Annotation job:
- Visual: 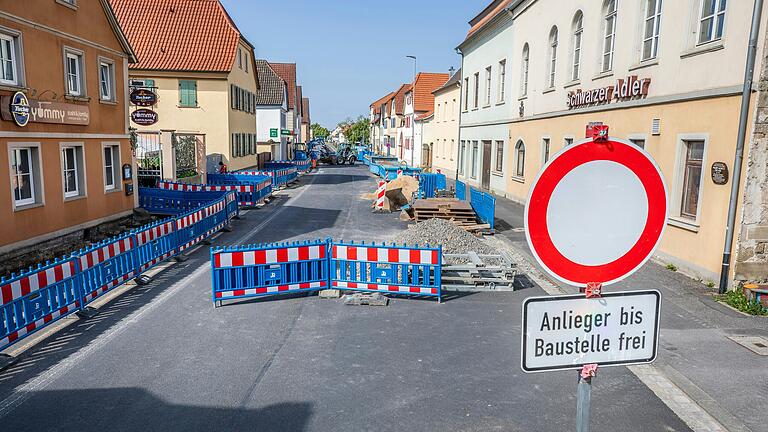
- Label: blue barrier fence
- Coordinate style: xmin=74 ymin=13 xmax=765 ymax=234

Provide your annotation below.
xmin=158 ymin=180 xmax=271 ymax=208
xmin=469 ymin=187 xmax=496 ymax=230
xmin=1 ymin=190 xmax=237 ymax=352
xmin=418 ymin=173 xmax=447 ymax=198
xmin=267 ymin=160 xmax=312 ymax=173
xmin=139 ymin=187 xmax=229 ymax=215
xmin=210 ymin=239 xmax=443 ymax=305
xmin=211 ymin=239 xmax=329 ymax=304
xmin=456 ymin=179 xmax=467 ymax=201
xmin=235 ymin=168 xmax=297 ymax=188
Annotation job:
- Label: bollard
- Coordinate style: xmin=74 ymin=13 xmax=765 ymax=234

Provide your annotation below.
xmin=375 ymin=181 xmax=386 ymax=210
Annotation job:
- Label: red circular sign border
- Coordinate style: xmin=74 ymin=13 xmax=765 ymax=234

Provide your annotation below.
xmin=524 ymin=138 xmax=668 ymax=287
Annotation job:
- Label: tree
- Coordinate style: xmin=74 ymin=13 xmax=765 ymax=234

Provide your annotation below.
xmin=341 ymin=116 xmax=370 ymax=144
xmin=311 ymin=123 xmax=330 ymax=139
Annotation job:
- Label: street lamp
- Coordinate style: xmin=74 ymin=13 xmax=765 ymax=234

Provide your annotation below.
xmin=406 ymin=55 xmax=417 ymax=166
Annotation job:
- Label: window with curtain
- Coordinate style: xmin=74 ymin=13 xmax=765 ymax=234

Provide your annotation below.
xmin=0 ymin=33 xmax=19 ymax=85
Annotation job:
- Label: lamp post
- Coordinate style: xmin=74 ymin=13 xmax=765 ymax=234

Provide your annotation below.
xmin=406 ymin=55 xmax=417 ymax=167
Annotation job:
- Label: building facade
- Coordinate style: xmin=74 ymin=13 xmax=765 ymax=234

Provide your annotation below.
xmin=254 ymin=60 xmax=288 ymax=158
xmin=301 ymin=97 xmax=311 ymax=142
xmin=430 ymin=69 xmax=462 ymax=176
xmin=0 ymin=0 xmax=137 ymax=254
xmin=460 ymin=0 xmax=768 ymax=284
xmin=270 ymin=63 xmax=298 ymax=159
xmin=112 ymin=0 xmax=260 ymax=173
xmin=403 ymin=72 xmax=450 ymax=168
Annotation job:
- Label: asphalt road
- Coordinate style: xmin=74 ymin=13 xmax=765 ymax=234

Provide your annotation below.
xmin=0 ymin=165 xmax=692 ymax=432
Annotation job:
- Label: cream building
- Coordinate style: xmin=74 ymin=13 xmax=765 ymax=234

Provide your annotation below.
xmin=460 ymin=0 xmax=768 ymax=284
xmin=113 ymin=0 xmax=260 ymax=174
xmin=429 ymin=69 xmax=462 ymax=176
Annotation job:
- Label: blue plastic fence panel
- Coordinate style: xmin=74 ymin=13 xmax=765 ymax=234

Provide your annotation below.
xmin=0 ymin=257 xmax=81 ymax=351
xmin=419 ymin=173 xmax=447 ymax=198
xmin=133 ymin=219 xmax=177 ymax=273
xmin=159 ymin=180 xmax=269 ymax=208
xmin=139 ymin=187 xmax=227 ymax=215
xmin=175 ymin=195 xmax=230 ymax=254
xmin=329 ymin=241 xmax=442 ymax=301
xmin=456 ymin=180 xmax=467 ymax=201
xmin=211 ymin=239 xmax=330 ymax=304
xmin=77 ymin=234 xmax=138 ymax=307
xmin=470 ymin=187 xmax=496 ymax=230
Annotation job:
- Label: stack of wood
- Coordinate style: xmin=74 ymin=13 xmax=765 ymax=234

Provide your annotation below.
xmin=412 ymin=198 xmax=490 ymax=232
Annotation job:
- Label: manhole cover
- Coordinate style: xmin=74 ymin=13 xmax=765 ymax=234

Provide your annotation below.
xmin=727 ymin=336 xmax=768 ymax=356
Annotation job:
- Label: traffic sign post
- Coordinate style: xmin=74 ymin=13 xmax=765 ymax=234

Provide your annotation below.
xmin=522 ymin=125 xmax=668 ymax=432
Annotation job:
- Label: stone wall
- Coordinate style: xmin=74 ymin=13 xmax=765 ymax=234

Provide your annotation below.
xmin=735 ymin=28 xmax=768 ymax=284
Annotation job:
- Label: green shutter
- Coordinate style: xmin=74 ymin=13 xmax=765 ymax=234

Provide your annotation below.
xmin=179 ymin=80 xmax=197 ymax=107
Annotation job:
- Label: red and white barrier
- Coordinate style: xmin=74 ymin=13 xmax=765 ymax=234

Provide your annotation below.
xmin=331 ymin=245 xmax=439 ymax=265
xmin=78 ymin=238 xmax=133 ymax=270
xmin=214 ymin=244 xmax=326 ymax=268
xmin=0 ymin=261 xmax=77 ymax=305
xmin=375 ymin=181 xmax=386 ymax=209
xmin=135 ymin=221 xmax=174 ymax=246
xmin=214 ymin=281 xmax=327 ymax=299
xmin=331 ymin=281 xmax=437 ymax=295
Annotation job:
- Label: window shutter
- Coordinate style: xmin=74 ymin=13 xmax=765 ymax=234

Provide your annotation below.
xmin=231 ymin=84 xmax=235 ymax=109
xmin=179 ymin=81 xmax=183 ymax=105
xmin=192 ymin=81 xmax=197 ymax=106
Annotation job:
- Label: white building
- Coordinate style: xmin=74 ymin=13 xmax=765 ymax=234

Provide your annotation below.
xmin=254 ymin=60 xmax=289 ymax=159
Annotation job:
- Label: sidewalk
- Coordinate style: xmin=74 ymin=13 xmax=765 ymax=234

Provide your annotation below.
xmin=491 ymin=193 xmax=768 ymax=432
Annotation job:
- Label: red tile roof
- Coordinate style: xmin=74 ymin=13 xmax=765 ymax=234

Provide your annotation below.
xmin=411 ymin=72 xmax=449 ymax=112
xmin=111 ymin=0 xmax=243 ymax=72
xmin=296 ymin=85 xmax=303 ymax=116
xmin=370 ymin=92 xmax=395 ymax=115
xmin=392 ymin=84 xmax=412 ymax=115
xmin=270 ymin=63 xmax=298 ymax=110
xmin=465 ymin=0 xmax=514 ymax=41
xmin=416 ymin=110 xmax=434 ymax=121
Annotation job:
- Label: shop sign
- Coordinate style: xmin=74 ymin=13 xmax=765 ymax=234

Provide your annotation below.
xmin=270 ymin=128 xmax=279 ymax=138
xmin=131 ymin=108 xmax=159 ymax=126
xmin=281 ymin=129 xmax=293 ymax=136
xmin=567 ymin=76 xmax=651 ymax=110
xmin=1 ymin=95 xmax=89 ymax=126
xmin=711 ymin=162 xmax=729 ymax=185
xmin=130 ymin=88 xmax=157 ymax=106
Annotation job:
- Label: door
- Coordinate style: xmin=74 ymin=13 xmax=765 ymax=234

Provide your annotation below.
xmin=481 ymin=140 xmax=492 ymax=190
xmin=135 ymin=131 xmax=163 ymax=187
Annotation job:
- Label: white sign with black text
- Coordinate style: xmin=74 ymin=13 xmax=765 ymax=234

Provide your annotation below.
xmin=521 ymin=290 xmax=661 ymax=373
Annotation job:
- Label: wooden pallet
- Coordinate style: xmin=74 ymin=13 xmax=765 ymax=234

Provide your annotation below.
xmin=412 ymin=198 xmax=478 ymax=224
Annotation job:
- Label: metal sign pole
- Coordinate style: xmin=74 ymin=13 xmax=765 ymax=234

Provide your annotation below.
xmin=576 ymin=372 xmax=592 ymax=432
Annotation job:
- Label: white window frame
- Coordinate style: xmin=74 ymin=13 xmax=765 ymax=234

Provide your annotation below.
xmin=602 ymin=0 xmax=618 ymax=73
xmin=627 ymin=133 xmax=648 ymax=149
xmin=521 ymin=44 xmax=530 ymax=97
xmin=473 ymin=72 xmax=480 ymax=109
xmin=572 ymin=12 xmax=583 ymax=81
xmin=697 ymin=0 xmax=726 ymax=45
xmin=494 ymin=140 xmax=505 ymax=173
xmin=514 ymin=140 xmax=526 ymax=179
xmin=9 ymin=144 xmax=40 ymax=208
xmin=484 ymin=66 xmax=492 ymax=106
xmin=470 ymin=141 xmax=479 ymax=179
xmin=63 ymin=47 xmax=85 ymax=97
xmin=642 ymin=0 xmax=663 ymax=61
xmin=0 ymin=30 xmax=21 ymax=86
xmin=60 ymin=143 xmax=85 ymax=199
xmin=541 ymin=137 xmax=551 ymax=164
xmin=463 ymin=78 xmax=470 ymax=111
xmin=547 ymin=27 xmax=559 ymax=89
xmin=564 ymin=136 xmax=574 ymax=147
xmin=98 ymin=57 xmax=116 ymax=102
xmin=670 ymin=134 xmax=708 ymax=230
xmin=498 ymin=59 xmax=506 ymax=103
xmin=102 ymin=142 xmax=121 ymax=192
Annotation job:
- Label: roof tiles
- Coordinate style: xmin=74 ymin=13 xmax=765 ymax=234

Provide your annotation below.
xmin=270 ymin=63 xmax=298 ymax=110
xmin=411 ymin=72 xmax=449 ymax=112
xmin=254 ymin=60 xmax=285 ymax=106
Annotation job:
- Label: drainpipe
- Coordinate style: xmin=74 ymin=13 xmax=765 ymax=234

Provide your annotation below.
xmin=456 ymin=47 xmax=465 ymax=182
xmin=719 ymin=0 xmax=764 ymax=294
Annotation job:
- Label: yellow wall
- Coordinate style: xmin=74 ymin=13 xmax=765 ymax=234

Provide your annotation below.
xmin=429 ymin=85 xmax=461 ymax=175
xmin=505 ymin=95 xmax=751 ymax=281
xmin=227 ymin=41 xmax=259 ymax=170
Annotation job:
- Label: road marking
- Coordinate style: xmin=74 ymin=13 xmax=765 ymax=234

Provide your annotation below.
xmin=0 ymin=175 xmax=317 ymax=419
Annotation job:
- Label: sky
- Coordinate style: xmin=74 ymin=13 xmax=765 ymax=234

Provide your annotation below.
xmin=221 ymin=0 xmax=485 ymax=128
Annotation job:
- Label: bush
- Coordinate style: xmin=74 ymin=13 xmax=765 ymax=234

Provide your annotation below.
xmin=716 ymin=290 xmax=768 ymax=316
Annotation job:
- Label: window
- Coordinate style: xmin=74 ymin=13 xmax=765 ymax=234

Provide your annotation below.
xmin=244 ymin=52 xmax=249 ymax=73
xmin=61 ymin=145 xmax=84 ymax=198
xmin=521 ymin=44 xmax=530 ymax=96
xmin=542 ymin=138 xmax=551 ymax=163
xmin=103 ymin=144 xmax=120 ymax=191
xmin=484 ymin=66 xmax=492 ymax=106
xmin=458 ymin=141 xmax=466 ymax=174
xmin=0 ymin=32 xmax=20 ymax=86
xmin=179 ymin=80 xmax=197 ymax=107
xmin=64 ymin=50 xmax=84 ymax=96
xmin=547 ymin=27 xmax=559 ymax=88
xmin=498 ymin=60 xmax=506 ymax=102
xmin=572 ymin=12 xmax=583 ymax=80
xmin=452 ymin=99 xmax=457 ymax=119
xmin=698 ymin=0 xmax=726 ymax=44
xmin=642 ymin=0 xmax=663 ymax=60
xmin=680 ymin=140 xmax=704 ymax=219
xmin=463 ymin=78 xmax=469 ymax=111
xmin=471 ymin=141 xmax=479 ymax=178
xmin=237 ymin=48 xmax=242 ymax=69
xmin=602 ymin=0 xmax=618 ymax=72
xmin=473 ymin=72 xmax=480 ymax=108
xmin=99 ymin=59 xmax=115 ymax=101
xmin=495 ymin=141 xmax=504 ymax=172
xmin=514 ymin=140 xmax=526 ymax=177
xmin=565 ymin=137 xmax=574 ymax=146
xmin=11 ymin=147 xmax=36 ymax=206
xmin=630 ymin=138 xmax=646 ymax=148
xmin=450 ymin=140 xmax=454 ymax=160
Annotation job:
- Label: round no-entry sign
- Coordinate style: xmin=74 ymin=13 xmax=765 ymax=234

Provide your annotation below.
xmin=524 ymin=137 xmax=668 ymax=287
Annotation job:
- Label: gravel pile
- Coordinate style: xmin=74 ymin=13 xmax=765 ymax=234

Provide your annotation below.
xmin=390 ymin=218 xmax=497 ymax=263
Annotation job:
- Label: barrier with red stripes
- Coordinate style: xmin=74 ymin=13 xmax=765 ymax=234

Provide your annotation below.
xmin=211 ymin=239 xmax=330 ymax=305
xmin=133 ymin=220 xmax=177 ymax=273
xmin=330 ymin=241 xmax=442 ymax=301
xmin=0 ymin=257 xmax=81 ymax=351
xmin=235 ymin=167 xmax=297 ymax=188
xmin=77 ymin=234 xmax=137 ymax=307
xmin=158 ymin=180 xmax=270 ymax=208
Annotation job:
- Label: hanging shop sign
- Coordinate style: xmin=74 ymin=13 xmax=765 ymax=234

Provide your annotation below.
xmin=270 ymin=128 xmax=279 ymax=138
xmin=1 ymin=95 xmax=90 ymax=126
xmin=711 ymin=162 xmax=729 ymax=185
xmin=130 ymin=88 xmax=157 ymax=106
xmin=131 ymin=108 xmax=159 ymax=126
xmin=567 ymin=76 xmax=651 ymax=110
xmin=281 ymin=129 xmax=293 ymax=136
